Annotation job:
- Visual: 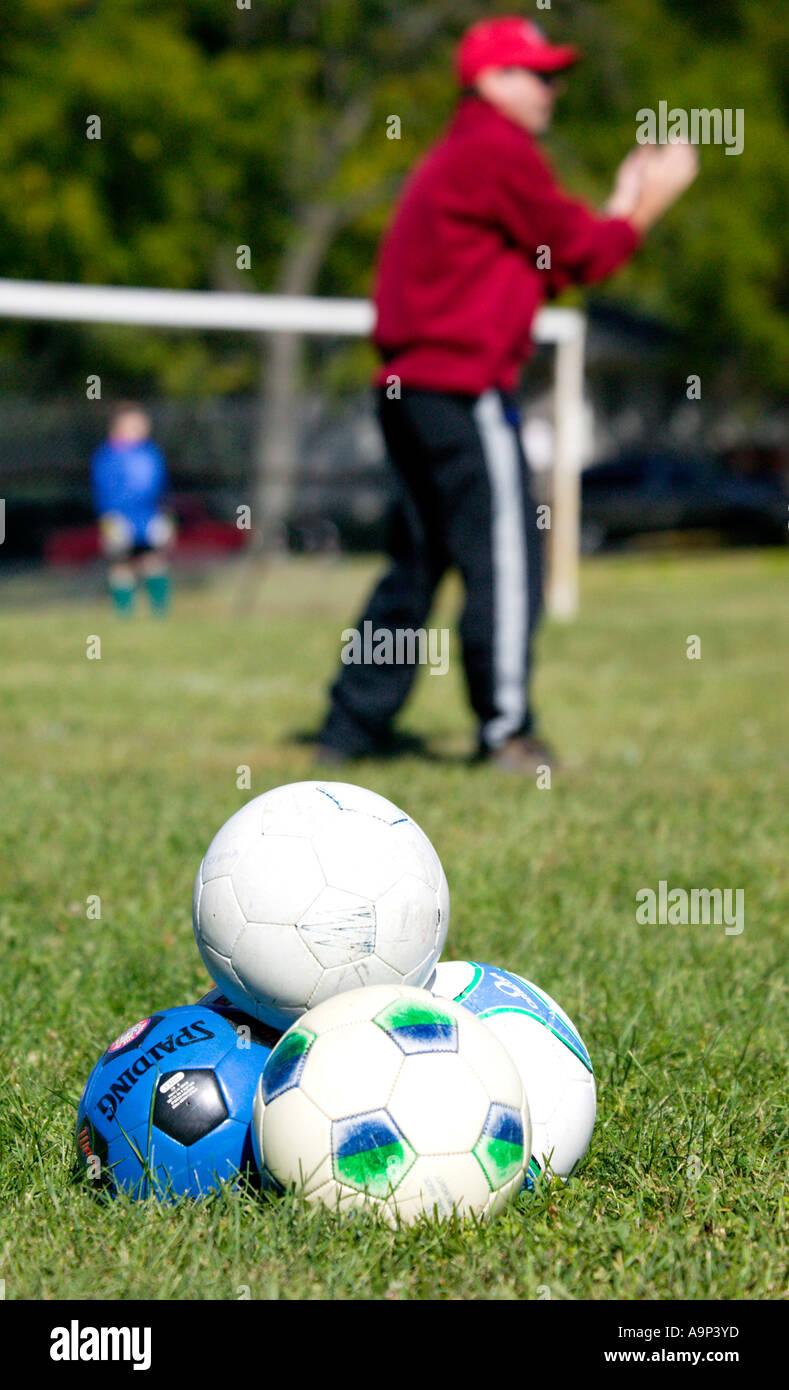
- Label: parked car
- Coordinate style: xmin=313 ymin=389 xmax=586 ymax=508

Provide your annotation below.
xmin=580 ymin=451 xmax=789 ymax=553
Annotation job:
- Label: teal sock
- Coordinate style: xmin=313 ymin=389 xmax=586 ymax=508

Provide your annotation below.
xmin=144 ymin=572 xmax=171 ymax=614
xmin=110 ymin=580 xmax=136 ymax=615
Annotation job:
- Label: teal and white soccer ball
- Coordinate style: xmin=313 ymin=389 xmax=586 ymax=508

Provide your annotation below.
xmin=193 ymin=783 xmax=449 ymax=1030
xmin=252 ymin=984 xmax=531 ymax=1224
xmin=431 ymin=962 xmax=596 ymax=1185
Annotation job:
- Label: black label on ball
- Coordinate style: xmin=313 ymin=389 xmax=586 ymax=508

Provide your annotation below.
xmin=152 ymin=1068 xmax=229 ymax=1146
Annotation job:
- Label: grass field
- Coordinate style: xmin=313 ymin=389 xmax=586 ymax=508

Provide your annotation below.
xmin=1 ymin=548 xmax=787 ymax=1301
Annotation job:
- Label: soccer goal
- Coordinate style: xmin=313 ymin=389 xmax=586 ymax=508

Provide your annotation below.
xmin=0 ymin=277 xmax=586 ymax=617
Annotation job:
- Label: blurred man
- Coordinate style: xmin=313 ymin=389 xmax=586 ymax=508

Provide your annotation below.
xmin=91 ymin=403 xmax=174 ymax=615
xmin=319 ymin=16 xmax=698 ymax=771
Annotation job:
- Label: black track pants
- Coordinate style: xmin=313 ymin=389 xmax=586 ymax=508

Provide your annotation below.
xmin=320 ymin=386 xmax=544 ymax=754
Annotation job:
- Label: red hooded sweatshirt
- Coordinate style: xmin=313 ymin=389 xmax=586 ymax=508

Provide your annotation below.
xmin=373 ymin=96 xmax=640 ymax=395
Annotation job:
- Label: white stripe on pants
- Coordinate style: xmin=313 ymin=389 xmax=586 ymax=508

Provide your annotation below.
xmin=473 ymin=390 xmax=529 ymax=748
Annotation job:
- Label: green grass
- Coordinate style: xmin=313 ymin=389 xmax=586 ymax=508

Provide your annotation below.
xmin=0 ymin=549 xmax=787 ymax=1300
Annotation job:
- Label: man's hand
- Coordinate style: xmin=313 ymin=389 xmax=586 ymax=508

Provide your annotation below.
xmin=605 ymin=142 xmax=699 ymax=232
xmin=604 ymin=145 xmax=655 ymax=219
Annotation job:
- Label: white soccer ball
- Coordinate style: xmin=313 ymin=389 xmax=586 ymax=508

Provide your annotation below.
xmin=431 ymin=961 xmax=596 ymax=1184
xmin=252 ymin=984 xmax=531 ymax=1224
xmin=192 ymin=782 xmax=449 ymax=1030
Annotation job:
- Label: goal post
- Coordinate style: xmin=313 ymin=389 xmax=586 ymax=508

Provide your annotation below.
xmin=545 ymin=307 xmax=587 ymax=621
xmin=0 ymin=277 xmax=585 ymax=618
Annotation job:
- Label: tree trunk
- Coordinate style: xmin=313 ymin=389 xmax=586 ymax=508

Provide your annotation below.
xmin=254 ymin=96 xmax=374 ymax=551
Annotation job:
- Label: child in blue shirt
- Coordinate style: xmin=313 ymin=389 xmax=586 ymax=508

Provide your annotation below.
xmin=91 ymin=404 xmax=174 ymax=614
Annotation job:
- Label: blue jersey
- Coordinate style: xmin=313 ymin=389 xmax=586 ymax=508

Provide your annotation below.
xmin=91 ymin=438 xmax=169 ymax=544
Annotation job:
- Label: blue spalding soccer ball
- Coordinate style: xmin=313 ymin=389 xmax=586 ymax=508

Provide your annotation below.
xmin=75 ymin=997 xmax=280 ymax=1199
xmin=431 ymin=962 xmax=596 ymax=1187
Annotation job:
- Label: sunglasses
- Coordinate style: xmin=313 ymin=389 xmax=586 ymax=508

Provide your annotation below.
xmin=499 ymin=66 xmax=566 ymax=89
xmin=528 ymin=69 xmax=565 ymax=88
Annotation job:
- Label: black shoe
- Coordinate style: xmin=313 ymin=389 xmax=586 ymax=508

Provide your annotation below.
xmin=314 ymin=729 xmax=431 ymax=765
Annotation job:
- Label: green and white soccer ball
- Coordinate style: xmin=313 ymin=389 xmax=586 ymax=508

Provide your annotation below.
xmin=252 ymin=984 xmax=531 ymax=1224
xmin=431 ymin=961 xmax=596 ymax=1184
xmin=192 ymin=783 xmax=449 ymax=1030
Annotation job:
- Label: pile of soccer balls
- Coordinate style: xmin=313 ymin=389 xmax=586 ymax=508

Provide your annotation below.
xmin=76 ymin=782 xmax=595 ymax=1223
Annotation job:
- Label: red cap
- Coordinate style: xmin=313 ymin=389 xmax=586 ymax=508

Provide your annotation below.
xmin=456 ymin=17 xmax=580 ymax=87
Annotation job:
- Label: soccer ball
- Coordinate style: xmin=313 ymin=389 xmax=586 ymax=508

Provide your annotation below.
xmin=192 ymin=782 xmax=450 ymax=1030
xmin=251 ymin=984 xmax=531 ymax=1225
xmin=75 ymin=1002 xmax=275 ymax=1200
xmin=431 ymin=962 xmax=596 ymax=1185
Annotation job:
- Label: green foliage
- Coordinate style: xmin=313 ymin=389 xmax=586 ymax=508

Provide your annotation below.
xmin=0 ymin=550 xmax=787 ymax=1298
xmin=0 ymin=0 xmax=786 ymax=394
